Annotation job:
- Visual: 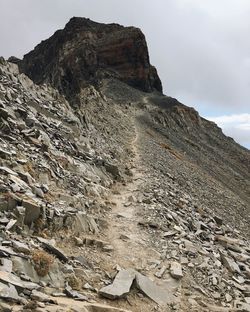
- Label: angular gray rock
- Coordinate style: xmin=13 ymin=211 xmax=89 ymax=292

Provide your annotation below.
xmin=170 ymin=262 xmax=183 ymax=279
xmin=135 ymin=272 xmax=178 ymax=305
xmin=12 ymin=241 xmax=30 ymax=254
xmin=65 ymin=285 xmax=88 ymax=301
xmin=22 ymin=199 xmax=41 ymax=226
xmin=99 ymin=269 xmax=136 ymax=299
xmin=0 ymin=271 xmax=40 ymax=290
xmin=38 ymin=237 xmax=68 ymax=262
xmin=220 ymin=253 xmax=241 ymax=274
xmin=0 ymin=281 xmax=20 ymax=302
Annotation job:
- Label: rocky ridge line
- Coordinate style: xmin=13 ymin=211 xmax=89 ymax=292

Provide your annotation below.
xmin=0 ymin=16 xmax=250 ymax=312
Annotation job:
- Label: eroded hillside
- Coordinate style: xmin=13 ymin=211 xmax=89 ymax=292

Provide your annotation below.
xmin=0 ymin=17 xmax=250 ymax=312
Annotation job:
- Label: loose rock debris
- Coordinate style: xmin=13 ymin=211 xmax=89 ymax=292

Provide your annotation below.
xmin=0 ymin=18 xmax=250 ymax=312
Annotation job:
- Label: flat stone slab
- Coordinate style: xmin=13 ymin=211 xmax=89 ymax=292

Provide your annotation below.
xmin=0 ymin=271 xmax=39 ymax=291
xmin=135 ymin=272 xmax=178 ymax=306
xmin=99 ymin=269 xmax=180 ymax=306
xmin=0 ymin=258 xmax=13 ymax=272
xmin=0 ymin=246 xmax=16 ymax=257
xmin=0 ymin=281 xmax=20 ymax=302
xmin=38 ymin=237 xmax=68 ymax=262
xmin=40 ymin=298 xmax=132 ymax=312
xmin=12 ymin=241 xmax=30 ymax=254
xmin=0 ymin=166 xmax=18 ymax=176
xmin=23 ymin=199 xmax=41 ymax=226
xmin=220 ymin=253 xmax=241 ymax=274
xmin=31 ymin=290 xmax=57 ymax=303
xmin=65 ymin=285 xmax=88 ymax=301
xmin=12 ymin=256 xmax=65 ymax=288
xmin=170 ymin=262 xmax=183 ymax=279
xmin=99 ymin=269 xmax=136 ymax=299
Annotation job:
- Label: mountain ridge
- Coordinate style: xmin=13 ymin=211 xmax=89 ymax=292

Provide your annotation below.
xmin=0 ymin=17 xmax=250 ymax=312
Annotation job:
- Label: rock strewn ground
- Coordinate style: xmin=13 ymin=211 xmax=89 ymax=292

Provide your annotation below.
xmin=0 ymin=18 xmax=250 ymax=311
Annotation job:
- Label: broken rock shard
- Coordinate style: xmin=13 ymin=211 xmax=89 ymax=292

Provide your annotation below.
xmin=135 ymin=272 xmax=179 ymax=306
xmin=99 ymin=269 xmax=136 ymax=299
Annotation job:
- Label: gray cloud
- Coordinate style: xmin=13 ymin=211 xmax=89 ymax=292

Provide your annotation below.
xmin=0 ymin=0 xmax=249 ymax=145
xmin=206 ymin=113 xmax=250 ymax=147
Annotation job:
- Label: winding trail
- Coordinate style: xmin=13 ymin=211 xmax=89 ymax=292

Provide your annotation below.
xmin=106 ymin=118 xmax=154 ymax=269
xmin=104 ymin=115 xmax=182 ymax=312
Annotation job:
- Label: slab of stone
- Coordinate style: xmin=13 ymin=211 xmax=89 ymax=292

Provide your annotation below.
xmin=65 ymin=285 xmax=88 ymax=301
xmin=12 ymin=255 xmax=65 ymax=288
xmin=99 ymin=269 xmax=136 ymax=299
xmin=74 ymin=255 xmax=92 ymax=269
xmin=85 ymin=303 xmax=132 ymax=312
xmin=0 ymin=258 xmax=13 ymax=272
xmin=0 ymin=246 xmax=16 ymax=257
xmin=0 ymin=217 xmax=9 ymax=225
xmin=74 ymin=237 xmax=84 ymax=246
xmin=31 ymin=290 xmax=57 ymax=303
xmin=9 ymin=174 xmax=30 ymax=191
xmin=245 ymin=298 xmax=250 ymax=304
xmin=0 ymin=108 xmax=13 ymax=120
xmin=0 ymin=281 xmax=20 ymax=302
xmin=0 ymin=271 xmax=40 ymax=290
xmin=135 ymin=272 xmax=178 ymax=306
xmin=5 ymin=219 xmax=17 ymax=231
xmin=0 ymin=166 xmax=18 ymax=176
xmin=38 ymin=237 xmax=68 ymax=262
xmin=182 ymin=239 xmax=197 ymax=254
xmin=220 ymin=253 xmax=241 ymax=274
xmin=0 ymin=148 xmax=12 ymax=159
xmin=7 ymin=193 xmax=22 ymax=210
xmin=12 ymin=241 xmax=30 ymax=254
xmin=170 ymin=262 xmax=183 ymax=279
xmin=23 ymin=199 xmax=41 ymax=226
xmin=18 ymin=171 xmax=35 ymax=185
xmin=215 ymin=235 xmax=240 ymax=247
xmin=213 ymin=215 xmax=223 ymax=225
xmin=70 ymin=212 xmax=99 ymax=235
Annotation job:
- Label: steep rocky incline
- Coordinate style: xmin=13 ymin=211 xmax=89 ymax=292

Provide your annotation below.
xmin=0 ymin=17 xmax=250 ymax=312
xmin=137 ymin=94 xmax=250 ymax=233
xmin=19 ymin=17 xmax=162 ymax=105
xmin=0 ymin=58 xmax=137 ymax=311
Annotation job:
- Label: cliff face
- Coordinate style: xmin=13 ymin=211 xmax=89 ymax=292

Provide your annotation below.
xmin=19 ymin=17 xmax=162 ymax=100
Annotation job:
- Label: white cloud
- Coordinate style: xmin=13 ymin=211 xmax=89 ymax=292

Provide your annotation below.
xmin=206 ymin=113 xmax=250 ymax=147
xmin=207 ymin=113 xmax=250 ymax=125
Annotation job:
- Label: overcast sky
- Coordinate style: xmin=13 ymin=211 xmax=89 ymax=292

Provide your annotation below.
xmin=1 ymin=0 xmax=249 ymax=147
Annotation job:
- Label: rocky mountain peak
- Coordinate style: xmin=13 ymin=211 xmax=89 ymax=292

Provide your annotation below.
xmin=1 ymin=17 xmax=250 ymax=312
xmin=19 ymin=17 xmax=162 ymax=103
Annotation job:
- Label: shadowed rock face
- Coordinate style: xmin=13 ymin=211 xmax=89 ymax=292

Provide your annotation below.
xmin=19 ymin=17 xmax=162 ymax=99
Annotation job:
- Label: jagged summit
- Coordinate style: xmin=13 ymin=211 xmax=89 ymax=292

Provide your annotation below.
xmin=19 ymin=17 xmax=162 ymax=101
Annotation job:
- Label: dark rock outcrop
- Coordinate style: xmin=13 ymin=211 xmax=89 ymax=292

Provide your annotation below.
xmin=19 ymin=17 xmax=162 ymax=100
xmin=8 ymin=56 xmax=21 ymax=64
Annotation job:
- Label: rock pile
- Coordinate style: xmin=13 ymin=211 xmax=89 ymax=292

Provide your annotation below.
xmin=0 ymin=58 xmax=134 ymax=311
xmin=133 ymin=119 xmax=250 ymax=311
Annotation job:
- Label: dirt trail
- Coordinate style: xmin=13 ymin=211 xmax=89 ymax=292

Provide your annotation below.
xmin=106 ymin=118 xmax=154 ymax=269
